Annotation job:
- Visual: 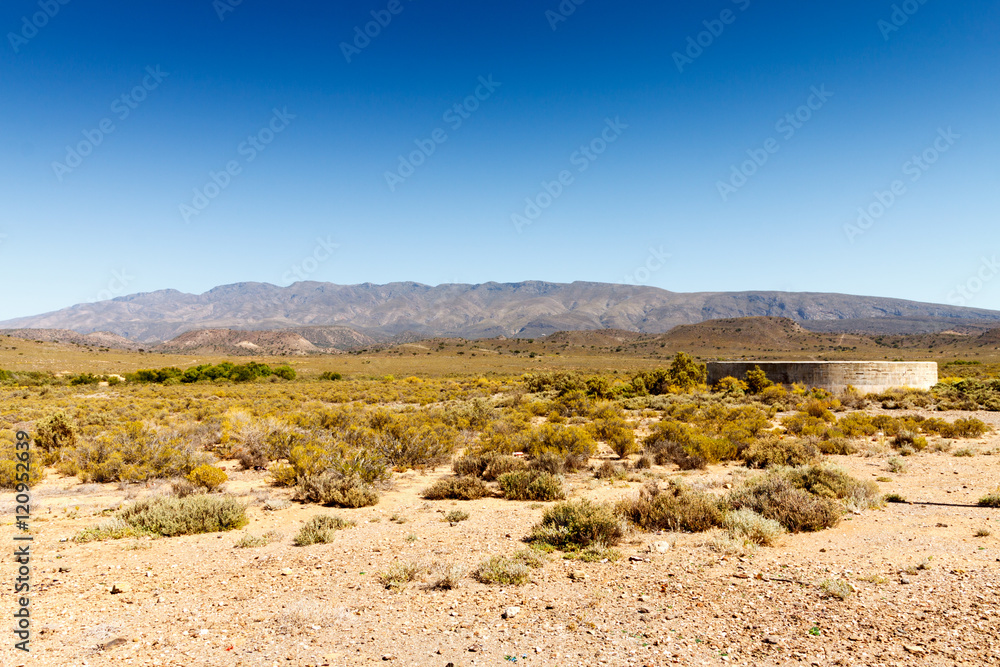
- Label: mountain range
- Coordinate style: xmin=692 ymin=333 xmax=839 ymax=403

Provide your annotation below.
xmin=2 ymin=280 xmax=999 ymax=346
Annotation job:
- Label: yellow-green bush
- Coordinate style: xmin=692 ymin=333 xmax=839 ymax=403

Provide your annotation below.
xmin=72 ymin=421 xmax=212 ymax=483
xmin=186 ymin=464 xmax=228 ymax=491
xmin=0 ymin=430 xmax=44 ymax=489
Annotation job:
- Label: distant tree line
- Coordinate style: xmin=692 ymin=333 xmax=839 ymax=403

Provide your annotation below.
xmin=126 ymin=362 xmax=296 ymax=384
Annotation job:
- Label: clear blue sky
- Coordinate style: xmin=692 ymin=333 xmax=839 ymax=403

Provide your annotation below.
xmin=0 ymin=0 xmax=997 ymax=320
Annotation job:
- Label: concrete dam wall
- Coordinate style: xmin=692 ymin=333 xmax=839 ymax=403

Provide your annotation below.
xmin=706 ymin=361 xmax=938 ymax=394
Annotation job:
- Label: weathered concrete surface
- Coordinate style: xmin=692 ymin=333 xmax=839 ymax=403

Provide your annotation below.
xmin=707 ymin=361 xmax=938 ymax=394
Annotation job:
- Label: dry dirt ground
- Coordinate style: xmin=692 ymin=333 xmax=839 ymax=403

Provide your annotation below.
xmin=2 ymin=411 xmax=1000 ymax=667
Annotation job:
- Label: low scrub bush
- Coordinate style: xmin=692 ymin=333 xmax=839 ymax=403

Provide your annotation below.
xmin=527 ymin=499 xmax=624 ymax=550
xmin=725 ymin=476 xmax=841 ymax=533
xmin=723 ymin=509 xmax=785 ymax=546
xmin=617 ymin=481 xmax=723 ymax=533
xmin=444 ymin=509 xmax=470 ymax=523
xmin=497 ymin=470 xmax=565 ymax=501
xmin=978 ymin=493 xmax=1000 ymax=508
xmin=295 ymin=471 xmax=379 ymax=508
xmin=783 ymin=464 xmax=881 ymax=509
xmin=594 ymin=460 xmax=626 ymax=480
xmin=293 ymin=514 xmax=353 ymax=546
xmin=423 ymin=476 xmax=492 ymax=500
xmin=742 ymin=436 xmax=819 ymax=469
xmin=115 ymin=495 xmax=248 ymax=537
xmin=0 ymin=431 xmax=44 ymax=489
xmin=473 ymin=550 xmax=544 ymax=585
xmin=186 ymin=464 xmax=228 ymax=491
xmin=379 ymin=562 xmax=427 ymax=589
xmin=72 ymin=421 xmax=212 ymax=483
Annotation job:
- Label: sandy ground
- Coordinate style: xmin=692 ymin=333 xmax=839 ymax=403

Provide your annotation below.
xmin=2 ymin=412 xmax=999 ymax=667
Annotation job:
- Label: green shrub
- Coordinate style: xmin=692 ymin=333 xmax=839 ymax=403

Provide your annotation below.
xmin=293 ymin=514 xmax=353 ymax=546
xmin=497 ymin=470 xmax=565 ymax=501
xmin=379 ymin=562 xmax=427 ymax=589
xmin=594 ymin=460 xmax=625 ymax=480
xmin=483 ymin=455 xmax=529 ymax=481
xmin=423 ymin=476 xmax=492 ymax=500
xmin=35 ymin=412 xmax=77 ymax=457
xmin=473 ymin=550 xmax=544 ymax=585
xmin=444 ymin=509 xmax=470 ymax=523
xmin=295 ymin=471 xmax=379 ymax=508
xmin=744 ymin=366 xmax=773 ymax=394
xmin=836 ymin=412 xmax=877 ymax=437
xmin=891 ymin=430 xmax=927 ymax=452
xmin=527 ymin=499 xmax=624 ymax=550
xmin=617 ymin=481 xmax=722 ymax=533
xmin=73 ymin=421 xmax=212 ymax=483
xmin=783 ymin=465 xmax=880 ymax=504
xmin=186 ymin=464 xmax=228 ymax=491
xmin=529 ymin=451 xmax=565 ymax=475
xmin=978 ymin=493 xmax=1000 ymax=508
xmin=743 ymin=436 xmax=819 ymax=469
xmin=726 ymin=476 xmax=841 ymax=533
xmin=723 ymin=509 xmax=785 ymax=546
xmin=523 ymin=423 xmax=596 ymax=459
xmin=0 ymin=431 xmax=44 ymax=489
xmin=714 ymin=376 xmax=748 ymax=396
xmin=115 ymin=495 xmax=248 ymax=537
xmin=817 ymin=437 xmax=857 ymax=455
xmin=235 ymin=531 xmax=279 ymax=548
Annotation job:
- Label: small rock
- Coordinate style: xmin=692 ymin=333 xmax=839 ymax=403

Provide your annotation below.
xmin=280 ymin=568 xmax=293 ymax=576
xmin=467 ymin=644 xmax=482 ymax=653
xmin=638 ymin=607 xmax=651 ymax=614
xmin=381 ymin=654 xmax=395 ymax=661
xmin=763 ymin=636 xmax=780 ymax=645
xmin=629 ymin=556 xmax=650 ymax=563
xmin=904 ymin=645 xmax=926 ymax=656
xmin=100 ymin=638 xmax=128 ymax=651
xmin=639 ymin=595 xmax=651 ymax=602
xmin=900 ymin=575 xmax=912 ymax=584
xmin=110 ymin=583 xmax=131 ymax=595
xmin=569 ymin=570 xmax=587 ymax=581
xmin=502 ymin=607 xmax=520 ymax=619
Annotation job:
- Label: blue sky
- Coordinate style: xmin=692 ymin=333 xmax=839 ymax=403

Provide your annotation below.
xmin=0 ymin=0 xmax=997 ymax=320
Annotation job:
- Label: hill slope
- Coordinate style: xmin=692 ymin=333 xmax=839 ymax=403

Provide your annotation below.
xmin=2 ymin=281 xmax=999 ymax=343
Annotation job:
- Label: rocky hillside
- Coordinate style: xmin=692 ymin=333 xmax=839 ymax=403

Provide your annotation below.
xmin=2 ymin=281 xmax=999 ymax=343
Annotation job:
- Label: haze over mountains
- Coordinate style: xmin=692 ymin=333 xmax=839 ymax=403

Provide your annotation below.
xmin=2 ymin=281 xmax=1000 ymax=348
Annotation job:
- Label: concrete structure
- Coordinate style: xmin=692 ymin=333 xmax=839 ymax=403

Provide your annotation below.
xmin=706 ymin=361 xmax=938 ymax=394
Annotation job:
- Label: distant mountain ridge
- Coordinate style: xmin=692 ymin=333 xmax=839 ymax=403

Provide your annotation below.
xmin=2 ymin=280 xmax=999 ymax=344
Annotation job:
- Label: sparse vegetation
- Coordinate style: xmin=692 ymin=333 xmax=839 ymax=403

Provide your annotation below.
xmin=618 ymin=481 xmax=723 ymax=533
xmin=473 ymin=549 xmax=545 ymax=585
xmin=86 ymin=495 xmax=250 ymax=538
xmin=423 ymin=476 xmax=492 ymax=500
xmin=293 ymin=514 xmax=354 ymax=546
xmin=527 ymin=499 xmax=624 ymax=550
xmin=378 ymin=562 xmax=427 ymax=589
